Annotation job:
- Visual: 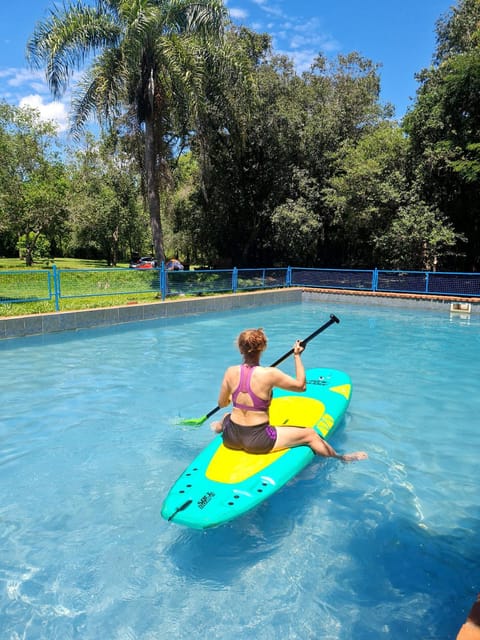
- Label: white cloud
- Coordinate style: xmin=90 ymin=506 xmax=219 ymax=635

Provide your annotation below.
xmin=250 ymin=0 xmax=285 ymax=18
xmin=0 ymin=67 xmax=71 ymax=131
xmin=0 ymin=67 xmax=49 ymax=102
xmin=227 ymin=5 xmax=340 ymax=70
xmin=283 ymin=49 xmax=316 ymax=73
xmin=279 ymin=17 xmax=339 ymax=52
xmin=4 ymin=67 xmax=45 ymax=88
xmin=261 ymin=5 xmax=284 ymax=18
xmin=19 ymin=94 xmax=69 ymax=132
xmin=266 ymin=14 xmax=340 ymax=65
xmin=229 ymin=7 xmax=248 ymax=20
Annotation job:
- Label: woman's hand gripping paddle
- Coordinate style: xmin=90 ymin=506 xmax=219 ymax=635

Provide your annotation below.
xmin=177 ymin=314 xmax=340 ymax=427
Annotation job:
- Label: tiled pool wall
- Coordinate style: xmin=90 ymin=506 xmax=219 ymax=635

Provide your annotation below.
xmin=0 ymin=289 xmax=302 ymax=340
xmin=1 ymin=287 xmax=479 ymax=340
xmin=302 ymin=289 xmax=480 ymax=312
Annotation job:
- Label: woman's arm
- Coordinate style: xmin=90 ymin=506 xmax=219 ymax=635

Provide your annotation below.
xmin=268 ymin=341 xmax=306 ymax=392
xmin=217 ymin=368 xmax=233 ymax=407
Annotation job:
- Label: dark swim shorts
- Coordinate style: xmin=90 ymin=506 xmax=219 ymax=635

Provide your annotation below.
xmin=221 ymin=414 xmax=277 ymax=454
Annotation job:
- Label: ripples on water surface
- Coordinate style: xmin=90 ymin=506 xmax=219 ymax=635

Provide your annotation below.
xmin=1 ymin=302 xmax=479 ymax=639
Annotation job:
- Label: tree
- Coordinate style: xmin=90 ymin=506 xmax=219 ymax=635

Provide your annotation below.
xmin=0 ymin=102 xmax=68 ymax=266
xmin=67 ymin=132 xmax=148 ymax=265
xmin=179 ymin=43 xmax=390 ymax=266
xmin=271 ymin=169 xmax=322 ymax=265
xmin=27 ymin=0 xmax=229 ymax=265
xmin=323 ymin=122 xmax=409 ymax=267
xmin=403 ymin=0 xmax=480 ymax=270
xmin=169 ymin=151 xmax=203 ymax=264
xmin=173 ymin=28 xmax=279 ymax=266
xmin=323 ymin=121 xmax=461 ymax=270
xmin=372 ymin=195 xmax=460 ymax=270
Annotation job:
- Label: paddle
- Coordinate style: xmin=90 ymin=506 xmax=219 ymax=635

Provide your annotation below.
xmin=177 ymin=313 xmax=340 ymax=426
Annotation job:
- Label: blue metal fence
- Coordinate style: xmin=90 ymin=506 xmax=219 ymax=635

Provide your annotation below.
xmin=290 ymin=267 xmax=373 ymax=291
xmin=0 ymin=269 xmax=54 ymax=304
xmin=1 ymin=265 xmax=479 ymax=311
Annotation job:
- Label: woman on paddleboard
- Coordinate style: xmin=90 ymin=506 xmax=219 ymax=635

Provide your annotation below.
xmin=211 ymin=328 xmax=367 ymax=462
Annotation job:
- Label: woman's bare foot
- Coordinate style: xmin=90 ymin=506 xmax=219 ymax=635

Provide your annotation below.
xmin=340 ymin=451 xmax=368 ymax=462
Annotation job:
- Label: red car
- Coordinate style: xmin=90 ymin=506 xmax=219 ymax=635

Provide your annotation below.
xmin=129 ymin=256 xmax=157 ymax=269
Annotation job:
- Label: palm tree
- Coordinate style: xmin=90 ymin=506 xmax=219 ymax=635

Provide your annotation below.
xmin=27 ymin=0 xmax=229 ymax=263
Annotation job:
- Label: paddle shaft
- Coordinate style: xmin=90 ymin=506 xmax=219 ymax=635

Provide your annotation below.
xmin=269 ymin=314 xmax=340 ymax=367
xmin=202 ymin=314 xmax=340 ymax=422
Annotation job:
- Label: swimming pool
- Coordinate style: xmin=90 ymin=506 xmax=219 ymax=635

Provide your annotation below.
xmin=1 ymin=301 xmax=479 ymax=639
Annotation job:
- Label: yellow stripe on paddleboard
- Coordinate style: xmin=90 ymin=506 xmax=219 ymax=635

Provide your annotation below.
xmin=330 ymin=384 xmax=351 ymax=400
xmin=206 ymin=396 xmax=325 ymax=484
xmin=316 ymin=413 xmax=334 ymax=437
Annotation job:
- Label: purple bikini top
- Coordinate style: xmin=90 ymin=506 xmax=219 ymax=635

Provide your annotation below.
xmin=232 ymin=365 xmax=271 ymax=412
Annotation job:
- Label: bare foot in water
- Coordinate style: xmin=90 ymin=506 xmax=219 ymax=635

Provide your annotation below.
xmin=340 ymin=451 xmax=368 ymax=462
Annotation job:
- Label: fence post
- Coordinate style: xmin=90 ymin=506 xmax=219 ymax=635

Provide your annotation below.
xmin=52 ymin=264 xmax=60 ymax=311
xmin=372 ymin=268 xmax=378 ymax=292
xmin=425 ymin=271 xmax=430 ymax=294
xmin=286 ymin=266 xmax=292 ymax=287
xmin=160 ymin=262 xmax=166 ymax=300
xmin=232 ymin=267 xmax=238 ymax=293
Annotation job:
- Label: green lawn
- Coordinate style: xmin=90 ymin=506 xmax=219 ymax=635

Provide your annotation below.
xmin=0 ymin=258 xmax=229 ymax=317
xmin=0 ymin=257 xmax=130 ymax=270
xmin=0 ymin=257 xmax=160 ymax=317
xmin=0 ymin=258 xmax=258 ymax=318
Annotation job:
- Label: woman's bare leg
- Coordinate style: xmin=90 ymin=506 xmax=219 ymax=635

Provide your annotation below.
xmin=272 ymin=426 xmax=368 ymax=462
xmin=210 ymin=413 xmax=229 ymax=433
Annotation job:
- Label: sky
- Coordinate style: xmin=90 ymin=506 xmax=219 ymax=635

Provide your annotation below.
xmin=0 ymin=0 xmax=455 ymax=133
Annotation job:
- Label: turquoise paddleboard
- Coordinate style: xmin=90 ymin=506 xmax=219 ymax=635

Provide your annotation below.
xmin=161 ymin=367 xmax=352 ymax=529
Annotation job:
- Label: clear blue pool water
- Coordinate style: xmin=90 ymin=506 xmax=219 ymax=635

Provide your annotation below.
xmin=1 ymin=301 xmax=479 ymax=639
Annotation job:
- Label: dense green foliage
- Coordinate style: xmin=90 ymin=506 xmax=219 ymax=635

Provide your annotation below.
xmin=404 ymin=0 xmax=480 ymax=270
xmin=0 ymin=103 xmax=69 ymax=265
xmin=67 ymin=132 xmax=148 ymax=265
xmin=0 ymin=0 xmax=478 ymax=271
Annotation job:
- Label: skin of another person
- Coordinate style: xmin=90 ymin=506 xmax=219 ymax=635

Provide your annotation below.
xmin=456 ymin=594 xmax=480 ymax=640
xmin=212 ymin=328 xmax=368 ymax=462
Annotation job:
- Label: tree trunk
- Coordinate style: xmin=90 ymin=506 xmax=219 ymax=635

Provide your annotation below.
xmin=25 ymin=230 xmax=41 ymax=266
xmin=144 ymin=114 xmax=165 ymax=265
xmin=112 ymin=226 xmax=119 ymax=267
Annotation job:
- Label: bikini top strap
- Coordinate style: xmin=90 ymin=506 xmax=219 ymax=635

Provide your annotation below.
xmin=232 ymin=365 xmax=270 ymax=411
xmin=232 ymin=364 xmax=253 ymax=403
